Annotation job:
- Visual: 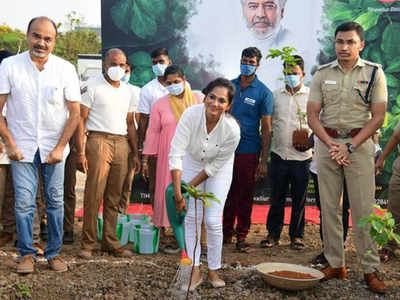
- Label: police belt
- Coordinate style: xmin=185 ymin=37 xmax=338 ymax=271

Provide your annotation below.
xmin=324 ymin=127 xmax=362 ymax=139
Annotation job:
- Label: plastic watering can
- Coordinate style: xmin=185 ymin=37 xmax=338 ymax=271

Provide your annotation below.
xmin=165 ymin=181 xmax=189 ymax=251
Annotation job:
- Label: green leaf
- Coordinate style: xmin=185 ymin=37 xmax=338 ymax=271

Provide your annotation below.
xmin=110 ymin=0 xmax=133 ymax=35
xmin=371 ymin=220 xmax=384 ymax=232
xmin=381 ymin=23 xmax=400 ymax=58
xmin=369 ymin=46 xmax=384 ymax=66
xmin=386 ymin=74 xmax=400 ymax=88
xmin=365 ymin=25 xmax=381 ymax=42
xmin=354 ymin=12 xmax=380 ymax=31
xmin=349 ymin=0 xmax=363 ymax=9
xmin=388 ymin=218 xmax=395 ymax=228
xmin=375 ymin=231 xmax=389 ymax=246
xmin=385 ymin=60 xmax=400 ymax=73
xmin=130 ymin=1 xmax=157 ymax=39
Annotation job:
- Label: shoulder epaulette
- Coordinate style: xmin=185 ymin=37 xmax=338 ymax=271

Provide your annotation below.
xmin=317 ymin=62 xmax=334 ymax=71
xmin=363 ymin=60 xmax=382 ymax=68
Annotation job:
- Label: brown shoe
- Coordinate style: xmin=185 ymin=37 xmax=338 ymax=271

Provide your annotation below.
xmin=0 ymin=231 xmax=13 ymax=247
xmin=322 ymin=266 xmax=347 ymax=280
xmin=364 ymin=272 xmax=387 ymax=294
xmin=48 ymin=256 xmax=68 ymax=272
xmin=17 ymin=254 xmax=35 ymax=274
xmin=108 ymin=248 xmax=133 ymax=258
xmin=78 ymin=248 xmax=93 ymax=259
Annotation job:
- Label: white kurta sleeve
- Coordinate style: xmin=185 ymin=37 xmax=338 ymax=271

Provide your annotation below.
xmin=169 ymin=108 xmax=193 ymax=171
xmin=204 ymin=120 xmax=240 ymax=177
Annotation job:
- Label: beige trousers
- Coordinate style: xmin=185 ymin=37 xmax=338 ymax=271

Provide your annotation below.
xmin=119 ymin=152 xmax=135 ymax=213
xmin=317 ymin=138 xmax=380 ymax=273
xmin=388 ymin=156 xmax=400 ymax=249
xmin=81 ymin=132 xmax=130 ymax=251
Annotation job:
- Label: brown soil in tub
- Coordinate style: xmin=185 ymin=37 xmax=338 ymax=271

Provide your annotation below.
xmin=269 ymin=270 xmax=316 ymax=279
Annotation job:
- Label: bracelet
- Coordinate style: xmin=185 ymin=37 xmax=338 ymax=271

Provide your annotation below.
xmin=78 ymin=152 xmax=85 ymax=156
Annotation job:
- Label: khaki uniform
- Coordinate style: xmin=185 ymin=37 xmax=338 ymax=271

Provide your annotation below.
xmin=309 ymin=58 xmax=387 ymax=273
xmin=387 ymin=123 xmax=400 ymax=249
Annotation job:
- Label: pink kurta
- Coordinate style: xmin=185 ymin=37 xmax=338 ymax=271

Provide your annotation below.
xmin=143 ymin=92 xmax=203 ymax=227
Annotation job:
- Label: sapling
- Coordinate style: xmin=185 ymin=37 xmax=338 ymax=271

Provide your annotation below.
xmin=358 ymin=204 xmax=400 ymax=253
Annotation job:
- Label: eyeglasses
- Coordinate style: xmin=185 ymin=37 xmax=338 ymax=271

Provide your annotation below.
xmin=334 ymin=39 xmax=360 ymax=47
xmin=248 ymin=3 xmax=278 ymax=11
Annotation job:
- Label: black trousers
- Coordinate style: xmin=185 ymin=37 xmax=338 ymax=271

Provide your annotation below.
xmin=310 ymin=171 xmax=350 ymax=243
xmin=266 ymin=152 xmax=311 ymax=239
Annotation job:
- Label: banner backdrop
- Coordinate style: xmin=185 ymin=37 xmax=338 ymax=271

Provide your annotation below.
xmin=101 ymin=0 xmax=400 ymax=206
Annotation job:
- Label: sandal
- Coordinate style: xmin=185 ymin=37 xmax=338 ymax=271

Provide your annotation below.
xmin=290 ymin=238 xmax=305 ymax=250
xmin=260 ymin=235 xmax=279 ymax=248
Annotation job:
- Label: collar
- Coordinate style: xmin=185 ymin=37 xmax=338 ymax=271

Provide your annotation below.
xmin=233 ymin=75 xmax=259 ymax=88
xmin=26 ymin=51 xmax=52 ymax=71
xmin=330 ymin=57 xmax=365 ymax=69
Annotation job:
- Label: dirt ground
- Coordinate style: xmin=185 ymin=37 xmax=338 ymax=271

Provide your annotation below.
xmin=0 ymin=173 xmax=399 ymax=299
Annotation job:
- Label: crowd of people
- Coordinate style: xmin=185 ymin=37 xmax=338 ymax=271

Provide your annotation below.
xmin=0 ymin=15 xmax=399 ymax=295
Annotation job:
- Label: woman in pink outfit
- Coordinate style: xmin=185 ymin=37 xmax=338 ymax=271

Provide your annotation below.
xmin=142 ymin=65 xmax=203 ymax=232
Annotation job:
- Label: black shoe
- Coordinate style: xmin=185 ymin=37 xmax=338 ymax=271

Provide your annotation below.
xmin=63 ymin=231 xmax=74 ymax=244
xmin=40 ymin=222 xmax=48 ymax=241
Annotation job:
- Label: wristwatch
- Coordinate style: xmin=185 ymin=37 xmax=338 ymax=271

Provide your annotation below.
xmin=346 ymin=143 xmax=356 ymax=153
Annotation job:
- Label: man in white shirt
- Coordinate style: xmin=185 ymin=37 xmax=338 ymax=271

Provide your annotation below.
xmin=119 ymin=63 xmax=141 ymax=213
xmin=76 ymin=48 xmax=140 ymax=259
xmin=0 ymin=17 xmax=81 ymax=273
xmin=261 ymin=55 xmax=312 ymax=250
xmin=137 ymin=48 xmax=171 ymax=206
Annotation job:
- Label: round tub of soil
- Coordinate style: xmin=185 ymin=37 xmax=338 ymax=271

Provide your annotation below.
xmin=256 ymin=262 xmax=324 ymax=291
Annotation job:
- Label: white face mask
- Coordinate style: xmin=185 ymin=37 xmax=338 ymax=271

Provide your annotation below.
xmin=107 ymin=66 xmax=126 ymax=82
xmin=166 ymin=82 xmax=185 ymax=96
xmin=152 ymin=63 xmax=168 ymax=77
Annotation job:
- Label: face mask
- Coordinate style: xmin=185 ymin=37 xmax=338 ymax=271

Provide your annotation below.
xmin=240 ymin=64 xmax=257 ymax=76
xmin=152 ymin=63 xmax=168 ymax=77
xmin=107 ymin=66 xmax=125 ymax=82
xmin=166 ymin=82 xmax=184 ymax=96
xmin=284 ymin=75 xmax=301 ymax=89
xmin=121 ymin=73 xmax=131 ymax=83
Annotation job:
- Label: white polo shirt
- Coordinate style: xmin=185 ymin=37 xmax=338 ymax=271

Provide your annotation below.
xmin=0 ymin=51 xmax=81 ymax=163
xmin=81 ymin=75 xmax=136 ymax=135
xmin=271 ymin=85 xmax=312 ymax=161
xmin=126 ymin=83 xmax=141 ymax=112
xmin=137 ymin=78 xmax=168 ymax=114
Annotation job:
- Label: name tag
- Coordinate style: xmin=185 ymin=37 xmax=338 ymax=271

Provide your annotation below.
xmin=324 ymin=80 xmax=337 ymax=85
xmin=244 ymin=97 xmax=256 ymax=106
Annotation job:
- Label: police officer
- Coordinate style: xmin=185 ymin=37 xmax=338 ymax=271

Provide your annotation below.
xmin=307 ymin=22 xmax=387 ymax=294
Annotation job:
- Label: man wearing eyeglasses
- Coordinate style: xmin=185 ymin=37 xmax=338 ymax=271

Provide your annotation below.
xmin=307 ymin=21 xmax=387 ymax=294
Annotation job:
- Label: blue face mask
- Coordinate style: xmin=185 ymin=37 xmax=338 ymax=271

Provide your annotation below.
xmin=121 ymin=73 xmax=130 ymax=83
xmin=152 ymin=63 xmax=168 ymax=77
xmin=284 ymin=75 xmax=301 ymax=88
xmin=166 ymin=82 xmax=185 ymax=96
xmin=240 ymin=64 xmax=257 ymax=76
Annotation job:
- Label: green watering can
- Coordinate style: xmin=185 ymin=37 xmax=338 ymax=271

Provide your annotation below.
xmin=165 ymin=181 xmax=191 ymax=264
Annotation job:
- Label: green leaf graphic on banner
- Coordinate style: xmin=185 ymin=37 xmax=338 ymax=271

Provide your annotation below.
xmin=382 ymin=23 xmax=400 ymax=57
xmin=110 ymin=0 xmax=132 ymax=35
xmin=354 ymin=12 xmax=380 ymax=31
xmin=385 ymin=60 xmax=400 ymax=73
xmin=386 ymin=74 xmax=400 ymax=88
xmin=131 ymin=1 xmax=157 ymax=39
xmin=365 ymin=25 xmax=380 ymax=42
